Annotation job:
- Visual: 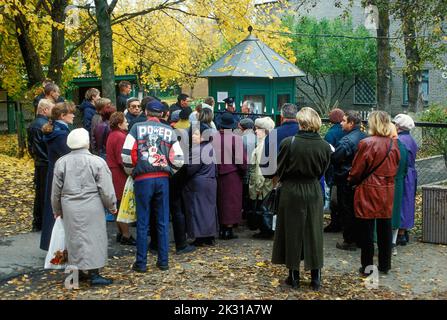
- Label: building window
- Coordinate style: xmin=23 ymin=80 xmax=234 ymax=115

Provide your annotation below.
xmin=403 ymin=70 xmax=429 ymax=105
xmin=354 ymin=77 xmax=376 ymax=105
xmin=277 ymin=94 xmax=290 ymax=113
xmin=244 ymin=95 xmax=265 ymax=113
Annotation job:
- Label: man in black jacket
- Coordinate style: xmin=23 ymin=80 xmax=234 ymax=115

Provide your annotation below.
xmin=168 ymin=93 xmax=190 ymax=122
xmin=116 ymin=81 xmax=132 ymax=112
xmin=27 ymin=99 xmax=55 ymax=231
xmin=331 ymin=110 xmax=367 ymax=251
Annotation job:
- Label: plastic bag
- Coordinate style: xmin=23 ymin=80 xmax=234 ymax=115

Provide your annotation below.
xmin=117 ymin=176 xmax=137 ymax=224
xmin=44 ymin=217 xmax=68 ymax=269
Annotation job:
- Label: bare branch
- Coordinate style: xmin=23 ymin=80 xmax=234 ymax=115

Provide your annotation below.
xmin=108 ymin=0 xmax=119 ymax=14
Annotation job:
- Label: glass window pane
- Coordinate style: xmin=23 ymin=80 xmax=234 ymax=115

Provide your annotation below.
xmin=244 ymin=95 xmax=265 ymax=113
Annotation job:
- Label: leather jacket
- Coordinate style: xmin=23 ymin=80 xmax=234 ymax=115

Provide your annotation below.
xmin=27 ymin=115 xmax=49 ymax=166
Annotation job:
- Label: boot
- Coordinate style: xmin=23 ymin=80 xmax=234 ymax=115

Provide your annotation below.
xmin=226 ymin=227 xmax=238 ymax=240
xmin=310 ymin=269 xmax=321 ymax=291
xmin=285 ymin=269 xmax=300 ymax=289
xmin=89 ymin=269 xmax=113 ymax=286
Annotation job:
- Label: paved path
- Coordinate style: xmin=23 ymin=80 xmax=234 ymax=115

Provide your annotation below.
xmin=1 ymin=223 xmax=446 ymax=298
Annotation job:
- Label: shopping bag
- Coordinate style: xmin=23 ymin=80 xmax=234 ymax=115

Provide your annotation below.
xmin=117 ymin=176 xmax=137 ymax=224
xmin=44 ymin=217 xmax=68 ymax=269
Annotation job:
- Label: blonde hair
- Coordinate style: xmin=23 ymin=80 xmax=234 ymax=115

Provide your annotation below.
xmin=389 ymin=123 xmax=398 ymax=139
xmin=368 ymin=111 xmax=392 ymax=137
xmin=296 ymin=107 xmax=321 ymax=132
xmin=85 ymin=88 xmax=100 ymax=101
xmin=36 ymin=99 xmax=55 ymax=115
xmin=95 ymin=98 xmax=112 ymax=113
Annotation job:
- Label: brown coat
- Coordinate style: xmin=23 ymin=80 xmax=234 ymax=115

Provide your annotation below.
xmin=348 ymin=136 xmax=400 ymax=219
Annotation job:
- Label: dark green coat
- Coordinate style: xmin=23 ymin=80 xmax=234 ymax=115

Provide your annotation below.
xmin=272 ymin=131 xmax=332 ymax=270
xmin=392 ymin=140 xmax=408 ymax=229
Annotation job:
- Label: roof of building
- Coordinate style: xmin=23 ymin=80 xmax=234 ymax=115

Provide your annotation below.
xmin=199 ymin=33 xmax=305 ymax=78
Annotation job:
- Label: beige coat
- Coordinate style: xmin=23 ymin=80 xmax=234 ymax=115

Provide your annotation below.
xmin=249 ymin=136 xmax=273 ymax=200
xmin=51 ymin=149 xmax=117 ymax=270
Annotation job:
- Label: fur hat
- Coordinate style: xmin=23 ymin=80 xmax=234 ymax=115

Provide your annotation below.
xmin=67 ymin=128 xmax=89 ymax=150
xmin=239 ymin=118 xmax=254 ymax=130
xmin=255 ymin=117 xmax=275 ymax=130
xmin=393 ymin=114 xmax=415 ymax=131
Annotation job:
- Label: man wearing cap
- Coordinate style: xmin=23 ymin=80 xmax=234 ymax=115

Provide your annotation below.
xmin=122 ymin=100 xmax=184 ymax=272
xmin=215 ymin=97 xmax=240 ymax=129
xmin=393 ymin=114 xmax=418 ymax=245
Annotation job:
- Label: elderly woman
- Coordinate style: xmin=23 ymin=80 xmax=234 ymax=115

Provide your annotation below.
xmin=52 ymin=128 xmax=117 ymax=286
xmin=349 ymin=111 xmax=400 ymax=275
xmin=249 ymin=117 xmax=275 ymax=239
xmin=393 ymin=114 xmax=418 ymax=246
xmin=272 ymin=107 xmax=332 ymax=290
xmin=40 ymin=102 xmax=75 ymax=251
xmin=183 ymin=124 xmax=219 ymax=246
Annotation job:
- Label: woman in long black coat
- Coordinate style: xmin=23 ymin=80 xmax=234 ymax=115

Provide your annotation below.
xmin=183 ymin=124 xmax=219 ymax=246
xmin=40 ymin=102 xmax=75 ymax=251
xmin=272 ymin=107 xmax=332 ymax=291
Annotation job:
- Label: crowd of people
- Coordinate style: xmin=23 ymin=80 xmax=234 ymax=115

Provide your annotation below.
xmin=27 ymin=80 xmax=419 ymax=290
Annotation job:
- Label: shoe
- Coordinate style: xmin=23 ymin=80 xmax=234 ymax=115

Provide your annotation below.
xmin=106 ymin=213 xmax=116 ymax=222
xmin=116 ymin=233 xmax=122 ymax=243
xmin=310 ymin=269 xmax=321 ymax=291
xmin=221 ymin=228 xmax=238 ymax=240
xmin=396 ymin=234 xmax=407 ymax=246
xmin=89 ymin=273 xmax=113 ymax=286
xmin=285 ymin=269 xmax=300 ymax=289
xmin=156 ymin=262 xmax=169 ymax=271
xmin=323 ymin=223 xmax=341 ymax=233
xmin=31 ymin=225 xmax=42 ymax=232
xmin=358 ymin=267 xmax=372 ymax=277
xmin=132 ymin=263 xmax=147 ymax=273
xmin=79 ymin=271 xmax=89 ymax=282
xmin=392 ymin=244 xmax=397 ymax=256
xmin=191 ymin=239 xmax=205 ymax=247
xmin=149 ymin=247 xmax=158 ymax=255
xmin=404 ymin=230 xmax=410 ymax=243
xmin=120 ymin=235 xmax=136 ymax=246
xmin=203 ymin=237 xmax=216 ymax=246
xmin=336 ymin=241 xmax=357 ymax=251
xmin=378 ymin=268 xmax=389 ymax=275
xmin=176 ymin=244 xmax=196 ymax=255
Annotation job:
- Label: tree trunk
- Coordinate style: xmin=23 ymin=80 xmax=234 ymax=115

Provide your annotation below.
xmin=376 ymin=1 xmax=392 ymax=113
xmin=14 ymin=15 xmax=44 ymax=88
xmin=47 ymin=0 xmax=68 ymax=85
xmin=400 ymin=1 xmax=423 ymax=113
xmin=94 ymin=0 xmax=116 ymax=105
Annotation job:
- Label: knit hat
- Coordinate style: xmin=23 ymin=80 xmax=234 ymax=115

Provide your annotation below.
xmin=329 ymin=108 xmax=345 ymax=124
xmin=255 ymin=117 xmax=275 ymax=130
xmin=393 ymin=114 xmax=415 ymax=131
xmin=239 ymin=118 xmax=254 ymax=130
xmin=67 ymin=128 xmax=89 ymax=150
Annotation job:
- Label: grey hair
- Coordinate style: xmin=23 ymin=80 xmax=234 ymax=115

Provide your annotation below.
xmin=146 ymin=110 xmax=163 ymax=118
xmin=280 ymin=103 xmax=298 ymax=119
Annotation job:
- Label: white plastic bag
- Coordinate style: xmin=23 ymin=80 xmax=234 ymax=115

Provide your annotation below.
xmin=44 ymin=217 xmax=67 ymax=269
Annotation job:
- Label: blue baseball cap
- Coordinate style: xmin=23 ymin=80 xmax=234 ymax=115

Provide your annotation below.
xmin=146 ymin=100 xmax=164 ymax=112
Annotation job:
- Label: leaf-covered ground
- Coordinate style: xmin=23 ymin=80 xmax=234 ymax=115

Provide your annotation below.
xmin=0 ymin=154 xmax=34 ymax=237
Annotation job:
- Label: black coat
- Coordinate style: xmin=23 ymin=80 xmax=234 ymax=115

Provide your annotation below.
xmin=116 ymin=93 xmax=129 ymax=112
xmin=27 ymin=115 xmax=49 ymax=167
xmin=331 ymin=126 xmax=367 ymax=184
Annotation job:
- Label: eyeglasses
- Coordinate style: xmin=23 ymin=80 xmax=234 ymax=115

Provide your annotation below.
xmin=130 ymin=105 xmax=141 ymax=109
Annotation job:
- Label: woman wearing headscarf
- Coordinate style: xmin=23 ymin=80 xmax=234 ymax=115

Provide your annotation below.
xmin=249 ymin=117 xmax=276 ymax=239
xmin=183 ymin=123 xmax=219 ymax=246
xmin=40 ymin=102 xmax=75 ymax=251
xmin=272 ymin=107 xmax=332 ymax=291
xmin=349 ymin=111 xmax=400 ymax=276
xmin=393 ymin=114 xmax=418 ymax=245
xmin=52 ymin=128 xmax=117 ymax=286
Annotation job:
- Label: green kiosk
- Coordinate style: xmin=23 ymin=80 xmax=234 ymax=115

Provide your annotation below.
xmin=199 ymin=28 xmax=305 ymax=121
xmin=67 ymin=74 xmax=138 ymax=104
